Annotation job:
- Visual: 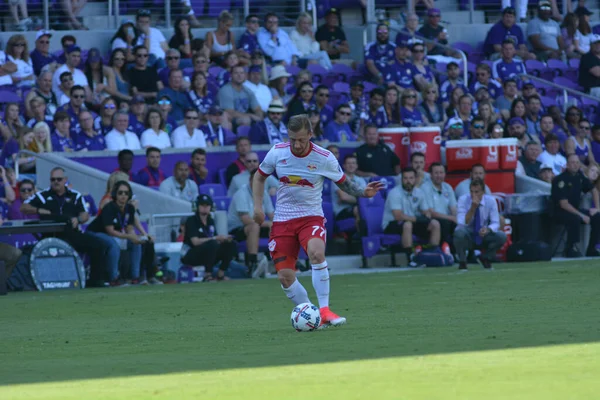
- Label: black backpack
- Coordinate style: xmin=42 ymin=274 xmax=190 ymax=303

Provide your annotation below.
xmin=506 ymin=241 xmax=552 ymax=262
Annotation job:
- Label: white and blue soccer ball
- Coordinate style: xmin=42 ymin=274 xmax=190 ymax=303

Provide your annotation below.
xmin=291 ymin=302 xmax=321 ymax=332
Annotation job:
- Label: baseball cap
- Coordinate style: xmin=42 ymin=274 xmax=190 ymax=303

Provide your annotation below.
xmin=350 ymin=80 xmax=365 ymax=88
xmin=87 ymin=48 xmax=102 ymax=63
xmin=428 ymin=8 xmax=441 ymax=16
xmin=209 ymin=105 xmax=223 ymax=115
xmin=540 ymin=163 xmax=553 ymax=171
xmin=131 ymin=95 xmax=145 ymax=104
xmin=538 ymin=0 xmax=552 ymax=9
xmin=447 ymin=117 xmax=463 ymax=128
xmin=502 ymin=6 xmax=516 ymax=15
xmin=35 ymin=30 xmax=52 ymax=41
xmin=325 ymin=8 xmax=339 ymax=17
xmin=65 ymin=45 xmax=81 ymax=54
xmin=509 ymin=117 xmax=525 ymax=126
xmin=197 ymin=194 xmax=213 ymax=206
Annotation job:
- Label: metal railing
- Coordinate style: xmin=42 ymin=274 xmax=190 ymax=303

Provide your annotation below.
xmin=150 ymin=211 xmax=228 ymax=244
xmin=518 ymin=73 xmax=600 ymax=111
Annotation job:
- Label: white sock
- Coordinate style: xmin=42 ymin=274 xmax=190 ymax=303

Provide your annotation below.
xmin=311 ymin=261 xmax=330 ymax=308
xmin=282 ymin=279 xmax=310 ymax=306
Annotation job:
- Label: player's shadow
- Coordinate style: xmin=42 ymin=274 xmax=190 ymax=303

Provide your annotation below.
xmin=2 ymin=261 xmax=600 ymax=386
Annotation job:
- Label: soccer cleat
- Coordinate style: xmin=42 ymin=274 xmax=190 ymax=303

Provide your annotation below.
xmin=317 ymin=319 xmax=330 ymax=330
xmin=319 ymin=306 xmax=346 ymax=327
xmin=458 ymin=262 xmax=468 ymax=271
xmin=476 ymin=255 xmax=493 ymax=270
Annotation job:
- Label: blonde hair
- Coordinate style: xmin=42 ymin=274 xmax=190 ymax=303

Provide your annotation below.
xmin=288 ymin=114 xmax=313 ymax=134
xmin=219 ymin=10 xmax=233 ymax=23
xmin=295 ymin=12 xmax=312 ymax=32
xmin=105 ymin=171 xmax=130 ymax=195
xmin=421 ymin=84 xmax=438 ymax=101
xmin=17 ymin=127 xmax=34 ymax=150
xmin=32 ymin=122 xmax=53 ymax=153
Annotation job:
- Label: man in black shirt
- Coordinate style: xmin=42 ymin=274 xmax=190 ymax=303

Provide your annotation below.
xmin=356 ymin=124 xmax=401 ymax=178
xmin=129 ymin=45 xmax=164 ymax=103
xmin=551 ymin=154 xmax=600 ymax=257
xmin=315 ymin=9 xmax=353 ymax=66
xmin=21 ymin=167 xmax=112 ymax=283
xmin=225 ymin=136 xmax=251 ymax=186
xmin=417 ymin=8 xmax=449 ymax=56
xmin=578 ymin=35 xmax=600 ymax=95
xmin=517 ymin=141 xmax=542 ymax=179
xmin=182 ymin=194 xmax=236 ymax=281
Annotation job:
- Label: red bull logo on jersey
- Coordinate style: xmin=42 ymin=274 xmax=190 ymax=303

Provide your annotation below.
xmin=307 ymin=163 xmax=317 ymax=171
xmin=279 ymin=175 xmax=315 ymax=188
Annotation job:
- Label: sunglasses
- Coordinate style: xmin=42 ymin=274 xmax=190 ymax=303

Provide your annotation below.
xmin=338 ymin=111 xmax=351 ymax=116
xmin=167 ymin=56 xmax=180 ymax=61
xmin=117 ymin=190 xmax=130 ymax=195
xmin=20 ymin=187 xmax=33 ymax=193
xmin=318 ymin=93 xmax=330 ymax=97
xmin=376 ymin=30 xmax=388 ymax=34
xmin=580 ymin=126 xmax=591 ymax=130
xmin=136 ymin=53 xmax=149 ymax=58
xmin=427 ymin=90 xmax=437 ymax=94
xmin=185 ymin=116 xmax=198 ymax=120
xmin=14 ymin=43 xmax=25 ymax=47
xmin=138 ymin=9 xmax=151 ymax=16
xmin=301 ymin=89 xmax=313 ymax=94
xmin=38 ymin=40 xmax=49 ymax=44
xmin=51 ymin=177 xmax=64 ymax=182
xmin=429 ymin=14 xmax=441 ymax=17
xmin=450 ymin=124 xmax=463 ymax=129
xmin=269 ymin=112 xmax=282 ymax=115
xmin=412 ymin=49 xmax=424 ymax=53
xmin=104 ymin=104 xmax=116 ymax=109
xmin=473 ymin=124 xmax=485 ymax=129
xmin=158 ymin=100 xmax=171 ymax=105
xmin=72 ymin=94 xmax=85 ymax=99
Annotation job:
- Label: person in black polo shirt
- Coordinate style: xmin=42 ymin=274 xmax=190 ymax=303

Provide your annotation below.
xmin=579 ymin=35 xmax=600 ymax=96
xmin=315 ymin=8 xmax=353 ymax=67
xmin=551 ymin=154 xmax=600 ymax=257
xmin=355 ymin=124 xmax=401 ymax=178
xmin=516 ymin=141 xmax=542 ymax=179
xmin=182 ymin=194 xmax=236 ymax=281
xmin=129 ymin=45 xmax=164 ymax=103
xmin=21 ymin=167 xmax=111 ymax=283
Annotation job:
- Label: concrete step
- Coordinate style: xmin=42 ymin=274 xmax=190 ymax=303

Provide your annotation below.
xmin=79 ymin=1 xmax=109 ymax=17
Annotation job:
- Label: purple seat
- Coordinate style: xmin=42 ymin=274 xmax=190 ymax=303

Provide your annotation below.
xmin=208 ymin=66 xmax=224 ymax=79
xmin=569 ymin=58 xmax=580 ymax=69
xmin=285 ymin=65 xmax=302 ymax=76
xmin=333 ymin=81 xmax=350 ymax=94
xmin=370 ymin=176 xmax=396 ymax=198
xmin=540 ymin=96 xmax=557 ymax=109
xmin=322 ymin=73 xmax=339 ymax=88
xmin=547 ymin=59 xmax=568 ymax=77
xmin=237 ymin=125 xmax=250 ymax=137
xmin=0 ymin=90 xmax=21 ymax=103
xmin=218 ymin=168 xmax=227 ymax=185
xmin=307 ymin=64 xmax=328 ymax=83
xmin=328 ymin=90 xmax=342 ymax=107
xmin=452 ymin=41 xmax=474 ymax=60
xmin=363 ymin=81 xmax=378 ymax=94
xmin=331 ymin=63 xmax=354 ymax=81
xmin=208 ymin=0 xmax=231 ymax=17
xmin=554 ymin=76 xmax=583 ymax=92
xmin=199 ymin=183 xmax=226 ymax=197
xmin=213 ymin=196 xmax=231 ymax=211
xmin=358 ymin=193 xmax=401 ymax=266
xmin=526 ymin=60 xmax=553 ymax=81
xmin=580 ymin=97 xmax=599 ymax=115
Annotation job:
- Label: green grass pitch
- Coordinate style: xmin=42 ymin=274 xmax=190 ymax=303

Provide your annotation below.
xmin=1 ymin=260 xmax=600 ymax=399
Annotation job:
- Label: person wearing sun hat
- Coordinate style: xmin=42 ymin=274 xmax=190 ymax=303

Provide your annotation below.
xmin=248 ymin=99 xmax=288 ymax=145
xmin=30 ymin=30 xmax=58 ymax=76
xmin=267 ymin=64 xmax=292 ymax=105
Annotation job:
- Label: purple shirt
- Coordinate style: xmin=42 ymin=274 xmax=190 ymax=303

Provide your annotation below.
xmin=469 ymin=79 xmax=503 ymax=99
xmin=158 ymin=67 xmax=172 ymax=87
xmin=200 ymin=123 xmax=236 ymax=146
xmin=384 ymin=60 xmax=416 ymax=89
xmin=360 ymin=107 xmax=388 ymax=128
xmin=128 ymin=115 xmax=146 ymax=137
xmin=238 ymin=30 xmax=259 ymax=55
xmin=30 ymin=49 xmax=58 ymax=76
xmin=187 ymin=88 xmax=215 ymax=114
xmin=135 ymin=166 xmax=167 ymax=187
xmin=491 ymin=59 xmax=526 ymax=82
xmin=218 ymin=70 xmax=231 ymax=87
xmin=76 ymin=131 xmax=106 ymax=151
xmin=439 ymin=79 xmax=467 ymax=103
xmin=26 ymin=115 xmax=55 ymax=131
xmin=411 ymin=64 xmax=436 ymax=86
xmin=0 ymin=138 xmax=19 ymax=169
xmin=592 ymin=141 xmax=600 ymax=164
xmin=324 ymin=121 xmax=356 ymax=142
xmin=483 ymin=21 xmax=526 ymax=55
xmin=318 ymin=104 xmax=334 ymax=127
xmin=56 ymin=103 xmax=82 ymax=137
xmin=165 ymin=116 xmax=178 ymax=134
xmin=400 ymin=107 xmax=425 ymax=127
xmin=364 ymin=41 xmax=396 ymax=74
xmin=51 ymin=131 xmax=75 ymax=152
xmin=7 ymin=198 xmax=38 ymax=220
xmin=93 ymin=116 xmax=112 ymax=136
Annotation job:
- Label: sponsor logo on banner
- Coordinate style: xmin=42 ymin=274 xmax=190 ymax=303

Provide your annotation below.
xmin=505 ymin=145 xmax=517 ymax=161
xmin=42 ymin=281 xmax=72 ymax=289
xmin=401 ymin=136 xmax=410 ymax=145
xmin=49 ymin=248 xmax=58 ymax=257
xmin=411 ymin=141 xmax=427 ymax=153
xmin=433 ymin=135 xmax=442 ymax=145
xmin=455 ymin=147 xmax=473 ymax=159
xmin=487 ymin=145 xmax=498 ymax=162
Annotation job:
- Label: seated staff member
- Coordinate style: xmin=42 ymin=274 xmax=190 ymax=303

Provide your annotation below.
xmin=331 ymin=154 xmax=365 ymax=229
xmin=182 ymin=194 xmax=236 ymax=281
xmin=421 ymin=162 xmax=458 ymax=244
xmin=227 ymin=170 xmax=274 ymax=277
xmin=454 ymin=178 xmax=507 ymax=270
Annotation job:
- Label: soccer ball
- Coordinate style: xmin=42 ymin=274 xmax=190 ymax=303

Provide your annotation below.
xmin=291 ymin=302 xmax=321 ymax=332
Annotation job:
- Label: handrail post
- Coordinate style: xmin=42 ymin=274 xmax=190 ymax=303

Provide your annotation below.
xmin=243 ymin=0 xmax=250 ymax=19
xmin=115 ymin=0 xmax=120 ymax=28
xmin=165 ymin=0 xmax=171 ymax=29
xmin=43 ymin=0 xmax=50 ymax=30
xmin=310 ymin=0 xmax=317 ymax=31
xmin=108 ymin=0 xmax=112 ymax=29
xmin=469 ymin=0 xmax=474 ymax=24
xmin=366 ymin=0 xmax=376 ymax=41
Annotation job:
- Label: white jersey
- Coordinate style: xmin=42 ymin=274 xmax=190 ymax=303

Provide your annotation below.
xmin=258 ymin=142 xmax=345 ymax=222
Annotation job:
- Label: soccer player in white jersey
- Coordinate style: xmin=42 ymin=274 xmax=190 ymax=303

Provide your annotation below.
xmin=252 ymin=114 xmax=383 ymax=327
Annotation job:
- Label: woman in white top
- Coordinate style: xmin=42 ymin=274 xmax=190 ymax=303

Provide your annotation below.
xmin=140 ymin=108 xmax=172 ymax=149
xmin=574 ymin=12 xmax=594 ymax=55
xmin=205 ymin=11 xmax=246 ymax=66
xmin=5 ymin=34 xmax=34 ymax=88
xmin=289 ymin=13 xmax=332 ymax=70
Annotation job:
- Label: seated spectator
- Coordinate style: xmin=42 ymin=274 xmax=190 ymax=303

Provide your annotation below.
xmin=385 ymin=41 xmax=415 ymax=91
xmin=286 ymin=81 xmax=315 ymax=120
xmin=516 ymin=141 xmax=543 ymax=178
xmin=574 ymin=9 xmax=594 ymax=55
xmin=157 ymin=95 xmax=178 ymax=134
xmin=356 ymin=125 xmax=401 ymax=177
xmin=129 ymin=45 xmax=163 ymax=103
xmin=57 ymin=85 xmax=86 ymax=137
xmin=135 ymin=147 xmax=167 ymax=188
xmin=359 ymin=88 xmax=388 ymax=138
xmin=539 ymin=164 xmax=555 ymax=183
xmin=76 ymin=110 xmax=106 ymax=151
xmin=227 ymin=169 xmax=274 ymax=276
xmin=258 ymin=12 xmax=301 ymax=66
xmin=218 ymin=50 xmax=240 ymax=87
xmin=86 ymin=180 xmax=145 ymax=285
xmin=25 ymin=71 xmax=58 ymax=118
xmin=347 ymin=80 xmax=366 ymax=134
xmin=1 ymin=128 xmax=35 ymax=175
xmin=470 ymin=116 xmax=487 ymax=139
xmin=201 ymin=105 xmax=236 ymax=147
xmin=419 ymin=84 xmax=446 ymax=129
xmin=507 ymin=117 xmax=537 ymax=151
xmin=30 ymin=30 xmax=57 ymax=76
xmin=331 ymin=154 xmax=365 ymax=229
xmin=313 ymin=85 xmax=334 ymax=127
xmin=238 ymin=14 xmax=261 ymax=59
xmin=525 ymin=95 xmax=543 ymax=136
xmin=454 ymin=179 xmax=507 ymax=270
xmin=244 ymin=65 xmax=272 ymax=112
xmin=4 ymin=34 xmax=34 ymax=89
xmin=496 ymin=79 xmax=519 ymax=120
xmin=52 ymin=45 xmax=89 ymax=102
xmin=56 ymin=71 xmax=74 ymax=107
xmin=182 ymin=194 xmax=236 ymax=281
xmin=453 ymin=95 xmax=474 ymax=136
xmin=115 ymin=150 xmax=134 ymax=180
xmin=315 ymin=8 xmax=353 ymax=67
xmin=171 ymin=109 xmax=206 ymax=148
xmin=418 ymin=8 xmax=451 ymax=56
xmin=308 ymin=107 xmax=325 ymax=141
xmin=422 ymin=162 xmax=457 ymax=244
xmin=55 ymin=35 xmax=75 ymax=64
xmin=268 ymin=65 xmax=292 ymax=105
xmin=186 ymin=53 xmax=210 ymax=83
xmin=30 ymin=122 xmax=53 ymax=154
xmin=188 ymin=71 xmax=215 ymax=115
xmin=490 ymin=123 xmax=505 ymax=139
xmin=383 ymin=86 xmax=401 ymax=125
xmin=565 ymin=105 xmax=583 ymax=136
xmin=159 ymin=49 xmax=184 ymax=88
xmin=128 ymin=96 xmax=147 ymax=136
xmin=455 ymin=164 xmax=492 ymax=199
xmin=0 ymin=44 xmax=16 ymax=89
xmin=527 ymin=1 xmax=565 ymax=61
xmin=395 ymin=13 xmax=420 ymax=48
xmin=225 ymin=137 xmax=251 ymax=186
xmin=287 ymin=69 xmax=312 ymax=97
xmin=382 ymin=167 xmax=441 ymax=254
xmin=540 ymin=113 xmax=567 ymax=145
xmin=0 ymin=166 xmax=15 ymax=204
xmin=484 ymin=6 xmax=535 ymax=60
xmin=469 ymin=64 xmax=502 ymax=99
xmin=169 ymin=16 xmax=194 ymax=61
xmin=99 ymin=171 xmax=130 ymax=211
xmin=565 ymin=118 xmax=596 ymax=170
xmin=548 ymin=105 xmax=569 ymax=138
xmin=444 ymin=117 xmax=466 ymax=141
xmin=228 ymin=152 xmax=279 ymax=197
xmin=444 ymin=86 xmax=465 ymax=118
xmin=290 ymin=13 xmax=332 ymax=70
xmin=2 ymin=102 xmax=24 ymax=140
xmin=218 ymin=65 xmax=263 ymax=128
xmin=324 ymin=104 xmax=356 ymax=142
xmin=140 ymin=108 xmax=171 ymax=149
xmin=561 ymin=13 xmax=580 ymax=58
xmin=492 ymin=40 xmax=527 ymax=83
xmin=440 ymin=62 xmax=467 ymax=107
xmin=477 ymin=101 xmax=499 ymax=134
xmin=158 ymin=69 xmax=191 ymax=122
xmin=510 ymin=98 xmax=527 ymax=122
xmin=26 ymin=96 xmax=54 ymax=130
xmin=7 ymin=178 xmax=37 ymax=221
xmin=579 ymin=35 xmax=600 ymax=96
xmin=51 ymin=111 xmax=76 ymax=152
xmin=111 ymin=19 xmax=137 ymax=62
xmin=205 ymin=11 xmax=242 ymax=66
xmin=108 ymin=49 xmax=132 ymax=102
xmin=189 ymin=148 xmax=208 ymax=186
xmin=400 ymin=88 xmax=425 ymax=127
xmin=411 ymin=152 xmax=431 ymax=187
xmin=105 ymin=111 xmax=142 ymax=151
xmin=410 ymin=41 xmax=436 ymax=92
xmin=84 ymin=48 xmax=117 ymax=106
xmin=134 ymin=9 xmax=169 ymax=68
xmin=159 ymin=161 xmax=198 ymax=202
xmin=94 ymin=97 xmax=117 ymax=136
xmin=364 ymin=23 xmax=396 ymax=84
